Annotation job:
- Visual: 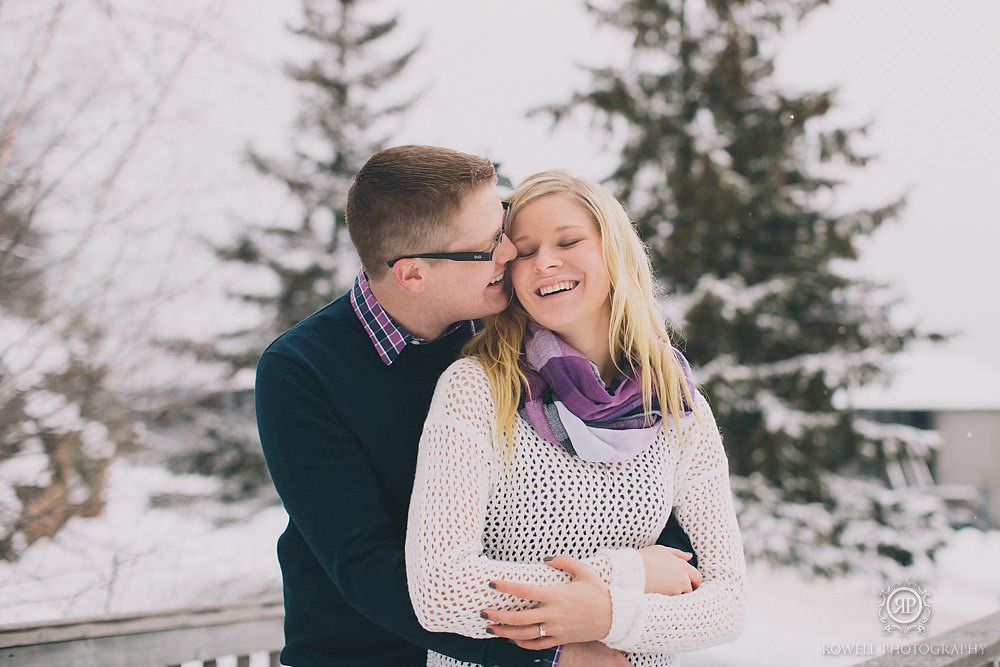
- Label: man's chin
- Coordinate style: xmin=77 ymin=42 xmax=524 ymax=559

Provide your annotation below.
xmin=473 ymin=295 xmax=510 ymax=320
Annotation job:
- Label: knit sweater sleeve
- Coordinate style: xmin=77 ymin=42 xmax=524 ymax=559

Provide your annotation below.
xmin=405 ymin=358 xmax=636 ymax=637
xmin=603 ymin=391 xmax=746 ymax=654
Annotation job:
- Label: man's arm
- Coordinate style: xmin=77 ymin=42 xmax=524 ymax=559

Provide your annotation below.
xmin=655 ymin=513 xmax=697 ymax=569
xmin=255 ymin=348 xmax=553 ymax=666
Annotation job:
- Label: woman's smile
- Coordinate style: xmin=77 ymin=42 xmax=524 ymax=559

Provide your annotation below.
xmin=535 ymin=280 xmax=579 ymax=297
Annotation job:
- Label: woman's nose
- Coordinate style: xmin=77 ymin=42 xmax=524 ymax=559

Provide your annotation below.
xmin=534 ymin=246 xmax=561 ymax=271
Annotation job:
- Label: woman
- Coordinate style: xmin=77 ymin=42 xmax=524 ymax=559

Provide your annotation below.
xmin=405 ymin=171 xmax=745 ymax=666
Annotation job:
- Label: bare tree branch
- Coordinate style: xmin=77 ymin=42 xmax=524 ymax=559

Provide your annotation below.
xmin=49 ymin=18 xmax=205 ymax=313
xmin=0 ymin=0 xmax=65 ymax=178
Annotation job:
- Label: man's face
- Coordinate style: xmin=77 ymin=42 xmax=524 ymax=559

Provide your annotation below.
xmin=425 ymin=183 xmax=516 ymax=324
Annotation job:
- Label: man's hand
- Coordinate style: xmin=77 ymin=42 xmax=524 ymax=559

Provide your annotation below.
xmin=559 ymin=641 xmax=630 ymax=667
xmin=480 ymin=555 xmax=612 ymax=648
xmin=639 ymin=545 xmax=702 ymax=595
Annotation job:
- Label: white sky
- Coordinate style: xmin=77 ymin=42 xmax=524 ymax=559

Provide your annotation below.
xmin=6 ymin=0 xmax=998 ymax=378
xmin=389 ymin=0 xmax=1000 ymax=371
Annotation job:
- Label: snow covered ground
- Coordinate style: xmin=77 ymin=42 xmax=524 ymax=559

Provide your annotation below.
xmin=2 ymin=459 xmax=999 ymax=666
xmin=698 ymin=528 xmax=1000 ymax=665
xmin=0 ymin=460 xmax=285 ymax=624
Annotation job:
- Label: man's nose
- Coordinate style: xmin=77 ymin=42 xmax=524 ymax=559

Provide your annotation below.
xmin=494 ymin=233 xmax=517 ymax=265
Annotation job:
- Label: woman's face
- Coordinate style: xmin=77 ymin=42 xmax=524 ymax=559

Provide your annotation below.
xmin=509 ymin=193 xmax=612 ymax=339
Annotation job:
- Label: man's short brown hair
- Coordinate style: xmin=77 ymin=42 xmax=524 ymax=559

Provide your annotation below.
xmin=346 ymin=145 xmax=497 ymax=280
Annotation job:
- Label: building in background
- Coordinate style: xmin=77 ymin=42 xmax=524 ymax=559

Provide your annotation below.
xmin=848 ymin=347 xmax=1000 ymax=529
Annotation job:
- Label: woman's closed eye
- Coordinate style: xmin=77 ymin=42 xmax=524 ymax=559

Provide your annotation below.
xmin=515 ymin=240 xmax=583 ymax=259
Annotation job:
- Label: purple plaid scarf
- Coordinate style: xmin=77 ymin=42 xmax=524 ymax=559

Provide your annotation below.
xmin=518 ymin=322 xmax=695 ymax=462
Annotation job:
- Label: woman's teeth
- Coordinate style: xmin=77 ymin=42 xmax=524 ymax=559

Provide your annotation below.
xmin=538 ymin=281 xmax=578 ymax=296
xmin=488 ymin=274 xmax=504 ymax=286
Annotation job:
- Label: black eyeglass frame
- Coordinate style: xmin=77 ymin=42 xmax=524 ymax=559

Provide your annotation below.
xmin=386 ymin=201 xmax=511 ymax=268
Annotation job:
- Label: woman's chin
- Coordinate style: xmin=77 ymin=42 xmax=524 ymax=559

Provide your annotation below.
xmin=528 ymin=317 xmax=572 ymax=337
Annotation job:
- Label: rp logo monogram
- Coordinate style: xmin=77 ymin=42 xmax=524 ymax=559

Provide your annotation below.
xmin=879 ymin=582 xmax=931 ymax=635
xmin=892 ymin=595 xmax=918 ymax=617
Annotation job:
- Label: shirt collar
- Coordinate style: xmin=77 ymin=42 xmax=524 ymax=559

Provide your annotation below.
xmin=350 ymin=268 xmax=475 ymax=366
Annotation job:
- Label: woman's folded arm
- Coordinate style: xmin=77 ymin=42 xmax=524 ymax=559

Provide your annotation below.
xmin=405 ymin=361 xmax=646 ymax=637
xmin=602 ymin=393 xmax=746 ymax=654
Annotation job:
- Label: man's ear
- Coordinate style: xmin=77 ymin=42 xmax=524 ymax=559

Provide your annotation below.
xmin=391 ymin=259 xmax=428 ymax=294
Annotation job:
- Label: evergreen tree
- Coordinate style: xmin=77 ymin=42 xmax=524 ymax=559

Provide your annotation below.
xmin=541 ymin=0 xmax=947 ymax=576
xmin=212 ymin=0 xmax=418 ymax=372
xmin=162 ymin=0 xmax=418 ymax=497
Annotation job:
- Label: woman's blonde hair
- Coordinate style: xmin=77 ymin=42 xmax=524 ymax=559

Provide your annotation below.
xmin=464 ymin=170 xmax=694 ymax=452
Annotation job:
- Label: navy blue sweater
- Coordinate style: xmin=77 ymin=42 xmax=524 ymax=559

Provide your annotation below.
xmin=255 ymin=293 xmax=694 ymax=666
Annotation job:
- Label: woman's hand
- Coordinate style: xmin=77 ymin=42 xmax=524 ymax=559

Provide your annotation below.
xmin=480 ymin=555 xmax=612 ymax=649
xmin=640 ymin=545 xmax=702 ymax=595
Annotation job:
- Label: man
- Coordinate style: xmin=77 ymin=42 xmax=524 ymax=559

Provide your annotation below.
xmin=256 ymin=145 xmax=697 ymax=666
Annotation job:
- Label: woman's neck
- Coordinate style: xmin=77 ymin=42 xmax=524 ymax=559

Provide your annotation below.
xmin=552 ymin=312 xmax=616 ymax=386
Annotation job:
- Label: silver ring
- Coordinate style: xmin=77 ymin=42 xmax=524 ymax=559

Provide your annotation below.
xmin=538 ymin=623 xmax=546 ymax=638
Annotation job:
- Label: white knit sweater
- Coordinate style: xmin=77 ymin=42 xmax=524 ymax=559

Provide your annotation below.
xmin=405 ymin=358 xmax=745 ymax=667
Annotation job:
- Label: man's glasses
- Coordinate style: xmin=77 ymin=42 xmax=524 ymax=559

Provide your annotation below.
xmin=386 ymin=201 xmax=511 ymax=268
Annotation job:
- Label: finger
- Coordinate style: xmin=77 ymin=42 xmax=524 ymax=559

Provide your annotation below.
xmin=481 ymin=607 xmax=544 ymax=627
xmin=512 ymin=637 xmax=561 ymax=651
xmin=544 ymin=554 xmax=598 ymax=581
xmin=489 ymin=578 xmax=550 ymax=604
xmin=486 ymin=623 xmax=552 ymax=642
xmin=687 ymin=564 xmax=703 ymax=590
xmin=663 ymin=547 xmax=693 ymax=560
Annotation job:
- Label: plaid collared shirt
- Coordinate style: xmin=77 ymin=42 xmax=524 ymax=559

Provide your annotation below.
xmin=350 ymin=268 xmax=475 ymax=366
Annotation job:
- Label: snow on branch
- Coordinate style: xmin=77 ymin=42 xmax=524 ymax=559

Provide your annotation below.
xmin=700 ymin=346 xmax=890 ymax=390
